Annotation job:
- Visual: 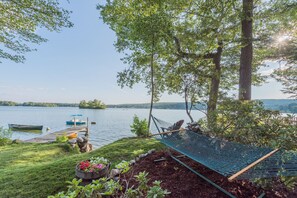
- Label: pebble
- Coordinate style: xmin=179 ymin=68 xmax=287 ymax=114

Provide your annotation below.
xmin=130 ymin=160 xmax=136 ymax=165
xmin=110 ymin=169 xmax=121 ymax=178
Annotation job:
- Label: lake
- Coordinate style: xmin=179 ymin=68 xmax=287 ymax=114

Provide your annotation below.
xmin=0 ymin=106 xmax=204 ymax=148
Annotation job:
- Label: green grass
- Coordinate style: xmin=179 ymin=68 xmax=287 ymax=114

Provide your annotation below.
xmin=0 ymin=138 xmax=164 ymax=198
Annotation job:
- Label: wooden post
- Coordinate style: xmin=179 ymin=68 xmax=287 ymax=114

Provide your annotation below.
xmin=228 ymin=149 xmax=279 ymax=181
xmin=85 ymin=117 xmax=89 ymax=137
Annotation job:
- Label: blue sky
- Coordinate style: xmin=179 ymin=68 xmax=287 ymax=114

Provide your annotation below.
xmin=0 ymin=0 xmax=290 ymax=104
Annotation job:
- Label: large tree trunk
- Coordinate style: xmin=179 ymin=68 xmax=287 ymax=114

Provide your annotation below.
xmin=239 ymin=0 xmax=253 ymax=100
xmin=207 ymin=42 xmax=223 ymax=129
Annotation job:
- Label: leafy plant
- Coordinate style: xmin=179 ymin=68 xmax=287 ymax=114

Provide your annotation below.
xmin=115 ymin=160 xmax=130 ymax=174
xmin=0 ymin=127 xmax=12 ymax=146
xmin=135 ymin=171 xmax=150 ymax=192
xmin=48 ymin=178 xmax=121 ymax=198
xmin=122 ymin=172 xmax=170 ymax=198
xmin=130 ymin=115 xmax=150 ymax=137
xmin=55 ymin=133 xmax=68 ymax=143
xmin=125 ymin=188 xmax=139 ymax=198
xmin=90 ymin=157 xmax=109 ymax=165
xmin=147 ymin=181 xmax=171 ymax=198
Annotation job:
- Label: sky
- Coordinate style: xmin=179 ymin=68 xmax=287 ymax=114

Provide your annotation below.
xmin=0 ymin=0 xmax=291 ymax=104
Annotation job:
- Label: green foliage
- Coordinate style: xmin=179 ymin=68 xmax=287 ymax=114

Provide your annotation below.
xmin=115 ymin=160 xmax=130 ymax=174
xmin=59 ymin=143 xmax=80 ymax=154
xmin=0 ymin=138 xmax=164 ymax=198
xmin=89 ymin=157 xmax=108 ymax=165
xmin=0 ymin=127 xmax=11 ymax=146
xmin=0 ymin=100 xmax=78 ymax=107
xmin=272 ymin=65 xmax=297 ymax=99
xmin=99 ymin=0 xmax=297 ymax=121
xmin=135 ymin=171 xmax=150 ymax=192
xmin=56 ymin=133 xmax=68 ymax=143
xmin=130 ymin=115 xmax=150 ymax=137
xmin=0 ymin=0 xmax=73 ymax=63
xmin=48 ymin=178 xmax=122 ymax=198
xmin=201 ymin=99 xmax=297 ymax=150
xmin=147 ymin=181 xmax=170 ymax=198
xmin=122 ymin=172 xmax=170 ymax=198
xmin=132 ymin=149 xmax=145 ymax=156
xmin=79 ymin=99 xmax=106 ymax=109
xmin=50 ymin=170 xmax=170 ymax=198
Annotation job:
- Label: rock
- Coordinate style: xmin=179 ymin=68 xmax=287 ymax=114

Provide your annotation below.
xmin=76 ymin=137 xmax=92 ymax=153
xmin=130 ymin=160 xmax=136 ymax=165
xmin=139 ymin=153 xmax=147 ymax=158
xmin=149 ymin=149 xmax=156 ymax=153
xmin=135 ymin=157 xmax=140 ymax=162
xmin=12 ymin=139 xmax=23 ymax=144
xmin=110 ymin=169 xmax=121 ymax=178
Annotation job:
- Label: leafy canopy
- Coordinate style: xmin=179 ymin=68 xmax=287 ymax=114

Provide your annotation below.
xmin=0 ymin=0 xmax=73 ymax=63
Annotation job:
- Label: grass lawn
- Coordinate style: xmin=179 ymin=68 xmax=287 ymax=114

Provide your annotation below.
xmin=0 ymin=138 xmax=164 ymax=198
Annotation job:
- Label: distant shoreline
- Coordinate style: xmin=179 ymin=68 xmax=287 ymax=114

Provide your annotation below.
xmin=0 ymin=99 xmax=296 ymax=113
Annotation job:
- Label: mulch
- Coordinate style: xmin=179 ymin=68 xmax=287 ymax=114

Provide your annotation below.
xmin=120 ymin=150 xmax=297 ymax=198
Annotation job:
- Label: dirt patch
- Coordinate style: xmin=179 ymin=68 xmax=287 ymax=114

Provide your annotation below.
xmin=121 ymin=150 xmax=297 ymax=198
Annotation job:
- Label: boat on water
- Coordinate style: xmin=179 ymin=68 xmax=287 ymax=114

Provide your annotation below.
xmin=8 ymin=124 xmax=43 ymax=131
xmin=66 ymin=114 xmax=86 ymax=125
xmin=66 ymin=119 xmax=87 ymax=125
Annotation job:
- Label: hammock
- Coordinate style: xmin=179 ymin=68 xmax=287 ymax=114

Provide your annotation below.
xmin=152 ymin=116 xmax=297 ymax=197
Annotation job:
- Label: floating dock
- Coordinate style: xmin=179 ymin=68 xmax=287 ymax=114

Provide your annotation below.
xmin=24 ymin=127 xmax=87 ymax=143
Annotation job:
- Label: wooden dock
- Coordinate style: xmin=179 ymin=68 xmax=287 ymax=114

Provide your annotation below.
xmin=25 ymin=127 xmax=87 ymax=143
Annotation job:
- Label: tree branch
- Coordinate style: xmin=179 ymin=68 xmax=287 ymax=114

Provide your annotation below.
xmin=173 ymin=36 xmax=215 ymax=60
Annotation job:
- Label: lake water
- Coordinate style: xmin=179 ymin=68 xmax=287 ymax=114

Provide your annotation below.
xmin=0 ymin=106 xmax=204 ymax=148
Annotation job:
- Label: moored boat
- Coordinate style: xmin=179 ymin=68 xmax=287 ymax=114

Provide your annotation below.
xmin=66 ymin=119 xmax=86 ymax=125
xmin=8 ymin=124 xmax=43 ymax=131
xmin=66 ymin=114 xmax=86 ymax=125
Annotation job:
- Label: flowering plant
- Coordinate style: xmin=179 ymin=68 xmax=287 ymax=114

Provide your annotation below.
xmin=78 ymin=157 xmax=108 ymax=173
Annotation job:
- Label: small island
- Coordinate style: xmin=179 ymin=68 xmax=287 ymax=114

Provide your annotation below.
xmin=79 ymin=99 xmax=106 ymax=109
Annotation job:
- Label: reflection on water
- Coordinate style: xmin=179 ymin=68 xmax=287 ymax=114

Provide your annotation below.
xmin=0 ymin=106 xmax=204 ymax=148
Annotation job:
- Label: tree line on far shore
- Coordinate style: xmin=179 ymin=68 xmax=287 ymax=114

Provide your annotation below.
xmin=79 ymin=99 xmax=106 ymax=109
xmin=0 ymin=101 xmax=77 ymax=107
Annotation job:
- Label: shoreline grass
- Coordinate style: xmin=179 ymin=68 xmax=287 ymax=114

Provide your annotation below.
xmin=0 ymin=137 xmax=164 ymax=198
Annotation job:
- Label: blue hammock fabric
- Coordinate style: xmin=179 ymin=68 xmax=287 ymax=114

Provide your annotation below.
xmin=155 ymin=130 xmax=274 ymax=177
xmin=152 ymin=116 xmax=297 ymax=180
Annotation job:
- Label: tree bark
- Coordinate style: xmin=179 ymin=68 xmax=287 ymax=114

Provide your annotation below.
xmin=148 ymin=39 xmax=155 ymax=130
xmin=207 ymin=42 xmax=223 ymax=128
xmin=184 ymin=86 xmax=194 ymax=122
xmin=239 ymin=0 xmax=253 ymax=100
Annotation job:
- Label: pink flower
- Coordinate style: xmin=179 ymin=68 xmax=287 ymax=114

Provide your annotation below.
xmin=96 ymin=164 xmax=103 ymax=169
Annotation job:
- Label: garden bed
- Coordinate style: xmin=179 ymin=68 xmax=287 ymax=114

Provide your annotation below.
xmin=121 ymin=150 xmax=297 ymax=198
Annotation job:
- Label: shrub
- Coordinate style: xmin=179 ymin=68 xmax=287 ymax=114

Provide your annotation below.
xmin=130 ymin=115 xmax=150 ymax=137
xmin=0 ymin=127 xmax=12 ymax=146
xmin=200 ymin=99 xmax=297 ymax=150
xmin=55 ymin=133 xmax=68 ymax=143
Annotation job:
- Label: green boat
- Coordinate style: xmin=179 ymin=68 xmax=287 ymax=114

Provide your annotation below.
xmin=8 ymin=124 xmax=43 ymax=131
